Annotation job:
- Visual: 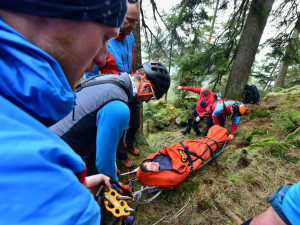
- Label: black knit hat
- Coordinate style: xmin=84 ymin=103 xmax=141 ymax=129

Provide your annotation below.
xmin=0 ymin=0 xmax=127 ymax=28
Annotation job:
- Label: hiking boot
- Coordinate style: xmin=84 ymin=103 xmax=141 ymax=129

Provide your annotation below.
xmin=181 ymin=129 xmax=190 ymax=135
xmin=124 ymin=144 xmax=140 ymax=156
xmin=120 ymin=158 xmax=134 ymax=168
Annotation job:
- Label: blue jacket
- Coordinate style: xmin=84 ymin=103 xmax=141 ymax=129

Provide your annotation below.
xmin=282 ymin=181 xmax=300 ymax=224
xmin=206 ymin=100 xmax=240 ymax=135
xmin=85 ymin=33 xmax=135 ymax=78
xmin=0 ymin=17 xmax=100 ymax=224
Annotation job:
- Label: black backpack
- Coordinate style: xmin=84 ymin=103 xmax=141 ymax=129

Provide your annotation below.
xmin=242 ymin=84 xmax=260 ymax=104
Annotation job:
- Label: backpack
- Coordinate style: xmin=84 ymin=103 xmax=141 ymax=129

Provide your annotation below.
xmin=242 ymin=84 xmax=260 ymax=104
xmin=75 ymin=74 xmax=127 ymax=93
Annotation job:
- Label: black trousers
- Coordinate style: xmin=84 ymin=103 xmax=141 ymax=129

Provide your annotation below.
xmin=185 ymin=110 xmax=201 ymax=135
xmin=116 ymin=99 xmax=141 ymax=160
xmin=204 ymin=114 xmax=225 ymax=136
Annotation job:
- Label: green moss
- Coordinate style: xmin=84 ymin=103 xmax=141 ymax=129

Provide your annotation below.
xmin=272 ymin=110 xmax=300 ymax=133
xmin=243 ymin=138 xmax=277 ymax=152
xmin=250 ymin=108 xmax=272 ymax=120
xmin=253 ymin=128 xmax=267 ymax=136
xmin=243 ymin=132 xmax=253 ymax=142
xmin=285 ymin=130 xmax=300 ymax=148
xmin=285 ymin=130 xmax=300 ymax=141
xmin=285 ymin=91 xmax=300 ymax=102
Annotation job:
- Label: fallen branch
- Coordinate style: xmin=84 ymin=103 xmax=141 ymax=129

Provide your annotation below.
xmin=153 ymin=209 xmax=172 ymax=225
xmin=215 ymin=202 xmax=243 ymax=224
xmin=153 ymin=215 xmax=167 ymax=225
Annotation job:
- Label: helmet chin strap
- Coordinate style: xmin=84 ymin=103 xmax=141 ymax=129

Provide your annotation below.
xmin=135 ymin=70 xmax=155 ymax=98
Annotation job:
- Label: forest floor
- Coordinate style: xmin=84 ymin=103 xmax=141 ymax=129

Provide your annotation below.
xmin=117 ymin=85 xmax=300 ymax=225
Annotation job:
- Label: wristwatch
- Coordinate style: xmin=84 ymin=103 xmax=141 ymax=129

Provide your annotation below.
xmin=269 ymin=185 xmax=292 ymax=225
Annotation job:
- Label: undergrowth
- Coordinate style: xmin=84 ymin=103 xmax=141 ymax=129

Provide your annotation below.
xmin=119 ymin=87 xmax=300 ymax=225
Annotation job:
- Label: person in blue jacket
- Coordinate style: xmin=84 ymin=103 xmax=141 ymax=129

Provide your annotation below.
xmin=84 ymin=1 xmax=141 ymax=168
xmin=241 ymin=181 xmax=300 ymax=225
xmin=0 ymin=0 xmax=127 ymax=224
xmin=50 ymin=61 xmax=171 ymax=181
xmin=205 ymin=100 xmax=246 ymax=140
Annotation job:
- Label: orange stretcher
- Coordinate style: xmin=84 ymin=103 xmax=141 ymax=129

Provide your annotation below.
xmin=136 ymin=125 xmax=228 ymax=187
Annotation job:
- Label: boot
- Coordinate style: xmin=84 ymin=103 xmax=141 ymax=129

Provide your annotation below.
xmin=181 ymin=129 xmax=190 ymax=135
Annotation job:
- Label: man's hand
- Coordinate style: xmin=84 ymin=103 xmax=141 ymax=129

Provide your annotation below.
xmin=196 ymin=116 xmax=200 ymax=122
xmin=227 ymin=134 xmax=234 ymax=141
xmin=86 ymin=174 xmax=111 ymax=195
xmin=177 ymin=86 xmax=182 ymax=90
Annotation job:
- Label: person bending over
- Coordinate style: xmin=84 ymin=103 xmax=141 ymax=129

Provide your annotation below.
xmin=50 ymin=61 xmax=171 ymax=181
xmin=84 ymin=1 xmax=141 ymax=168
xmin=205 ymin=100 xmax=246 ymax=140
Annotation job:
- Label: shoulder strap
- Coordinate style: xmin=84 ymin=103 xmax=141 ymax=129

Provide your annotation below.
xmin=75 ymin=75 xmax=127 ymax=93
xmin=222 ymin=98 xmax=229 ymax=118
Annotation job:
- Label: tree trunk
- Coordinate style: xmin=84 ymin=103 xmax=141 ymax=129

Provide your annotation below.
xmin=208 ymin=0 xmax=220 ymax=44
xmin=274 ymin=63 xmax=288 ymax=88
xmin=133 ymin=21 xmax=142 ymax=72
xmin=224 ymin=0 xmax=274 ymax=100
xmin=274 ymin=17 xmax=300 ymax=89
xmin=263 ymin=57 xmax=280 ymax=90
xmin=132 ymin=19 xmax=147 ymax=144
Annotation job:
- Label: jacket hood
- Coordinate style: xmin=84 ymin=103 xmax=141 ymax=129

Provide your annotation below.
xmin=0 ymin=18 xmax=75 ymax=126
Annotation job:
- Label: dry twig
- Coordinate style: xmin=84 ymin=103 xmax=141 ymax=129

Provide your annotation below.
xmin=215 ymin=202 xmax=243 ymax=224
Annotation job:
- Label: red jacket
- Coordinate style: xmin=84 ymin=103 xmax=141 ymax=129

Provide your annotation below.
xmin=181 ymin=86 xmax=214 ymax=118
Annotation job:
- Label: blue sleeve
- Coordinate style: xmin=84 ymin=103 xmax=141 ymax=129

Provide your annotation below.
xmin=282 ymin=181 xmax=300 ymax=224
xmin=95 ymin=101 xmax=130 ymax=182
xmin=212 ymin=103 xmax=222 ymax=117
xmin=84 ymin=65 xmax=101 ymax=79
xmin=232 ymin=115 xmax=240 ymax=124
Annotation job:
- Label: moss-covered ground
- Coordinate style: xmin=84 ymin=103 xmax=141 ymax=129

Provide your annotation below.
xmin=117 ymin=85 xmax=300 ymax=225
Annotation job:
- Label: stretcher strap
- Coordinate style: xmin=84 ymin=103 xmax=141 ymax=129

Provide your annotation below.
xmin=203 ymin=136 xmax=222 ymax=148
xmin=199 ymin=140 xmax=220 ymax=168
xmin=179 ymin=138 xmax=222 ymax=170
xmin=179 ymin=142 xmax=194 ymax=174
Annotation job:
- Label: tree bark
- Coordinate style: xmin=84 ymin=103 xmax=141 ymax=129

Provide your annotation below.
xmin=132 ymin=19 xmax=147 ymax=143
xmin=263 ymin=57 xmax=280 ymax=90
xmin=208 ymin=0 xmax=220 ymax=44
xmin=224 ymin=0 xmax=275 ymax=100
xmin=274 ymin=17 xmax=300 ymax=89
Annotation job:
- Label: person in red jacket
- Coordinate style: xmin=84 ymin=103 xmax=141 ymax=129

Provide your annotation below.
xmin=178 ymin=85 xmax=214 ymax=138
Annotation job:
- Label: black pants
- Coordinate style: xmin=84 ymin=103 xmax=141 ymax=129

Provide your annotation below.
xmin=185 ymin=110 xmax=201 ymax=135
xmin=83 ymin=154 xmax=98 ymax=176
xmin=204 ymin=114 xmax=225 ymax=136
xmin=116 ymin=100 xmax=141 ymax=160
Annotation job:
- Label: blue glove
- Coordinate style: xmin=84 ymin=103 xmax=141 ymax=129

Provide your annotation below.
xmin=200 ymin=100 xmax=206 ymax=108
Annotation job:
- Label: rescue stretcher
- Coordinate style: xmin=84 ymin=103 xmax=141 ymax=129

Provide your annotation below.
xmin=99 ymin=125 xmax=228 ymax=222
xmin=120 ymin=125 xmax=227 ymax=202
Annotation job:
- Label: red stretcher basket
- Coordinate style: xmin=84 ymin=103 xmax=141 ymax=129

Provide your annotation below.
xmin=136 ymin=125 xmax=228 ymax=187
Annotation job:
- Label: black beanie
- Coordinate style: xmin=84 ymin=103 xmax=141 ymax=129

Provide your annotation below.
xmin=0 ymin=0 xmax=127 ymax=28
